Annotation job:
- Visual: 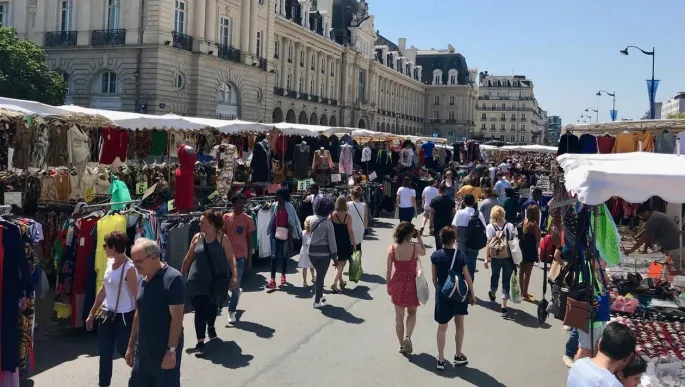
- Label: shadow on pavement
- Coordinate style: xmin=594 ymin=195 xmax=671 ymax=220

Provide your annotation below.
xmin=409 ymin=353 xmax=507 ymax=385
xmin=228 ymin=314 xmax=276 ymax=339
xmin=25 ymin=328 xmax=98 ymax=378
xmin=506 ymin=306 xmax=551 ymax=329
xmin=360 ymin=272 xmax=386 ymax=284
xmin=202 ymin=338 xmax=254 ymax=369
xmin=344 ymin=285 xmax=373 ymax=300
xmin=372 ymin=220 xmax=395 ymax=229
xmin=319 ymin=305 xmax=365 ymax=324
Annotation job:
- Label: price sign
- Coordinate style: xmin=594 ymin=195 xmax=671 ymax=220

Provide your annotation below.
xmin=83 ymin=188 xmax=95 ymax=203
xmin=167 ymin=199 xmax=175 ymax=212
xmin=369 ymin=171 xmax=377 ymax=181
xmin=297 ymin=178 xmax=314 ymax=192
xmin=142 ymin=183 xmax=158 ymax=201
xmin=267 ymin=184 xmax=280 ymax=194
xmin=207 ymin=190 xmax=222 ymax=204
xmin=136 ymin=181 xmax=148 ymax=196
xmin=331 ymin=174 xmax=341 ymax=183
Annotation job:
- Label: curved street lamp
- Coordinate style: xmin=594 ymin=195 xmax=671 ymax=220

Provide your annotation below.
xmin=596 ymin=90 xmax=616 ymax=121
xmin=585 ymin=108 xmax=599 ymax=122
xmin=621 ymin=45 xmax=656 ymax=119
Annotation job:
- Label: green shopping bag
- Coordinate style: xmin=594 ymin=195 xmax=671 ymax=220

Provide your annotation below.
xmin=510 ymin=273 xmax=522 ymax=304
xmin=349 ymin=250 xmax=363 ymax=283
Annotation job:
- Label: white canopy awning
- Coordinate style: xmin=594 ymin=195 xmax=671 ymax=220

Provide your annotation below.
xmin=557 ymin=152 xmax=685 ymax=205
xmin=0 ymin=97 xmax=75 ymax=116
xmin=58 ymin=106 xmax=210 ymax=131
xmin=273 ymin=123 xmax=351 ymax=137
xmin=176 ymin=115 xmax=272 ymax=134
xmin=499 ymin=144 xmax=557 ymax=153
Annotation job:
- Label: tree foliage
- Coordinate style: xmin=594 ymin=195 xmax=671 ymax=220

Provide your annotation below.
xmin=0 ymin=27 xmax=67 ymax=105
xmin=668 ymin=113 xmax=685 ymax=119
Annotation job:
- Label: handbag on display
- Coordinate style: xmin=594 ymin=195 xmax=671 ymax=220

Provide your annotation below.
xmin=416 ymin=259 xmax=430 ymax=305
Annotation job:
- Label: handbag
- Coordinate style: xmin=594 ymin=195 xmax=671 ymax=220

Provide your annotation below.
xmin=563 ymin=297 xmax=592 ymax=333
xmin=441 ymin=249 xmax=469 ymax=303
xmin=415 ymin=259 xmax=430 ymax=305
xmin=97 ymin=260 xmax=127 ymax=325
xmin=275 ymin=226 xmax=289 ymax=241
xmin=593 ymin=253 xmax=611 ymax=322
xmin=508 ymin=235 xmax=523 ymax=265
xmin=203 ymin=234 xmax=230 ymax=300
xmin=510 ymin=272 xmax=522 ymax=304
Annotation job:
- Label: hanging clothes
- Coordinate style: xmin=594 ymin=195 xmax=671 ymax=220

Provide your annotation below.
xmin=339 ymin=144 xmax=354 ymax=175
xmin=98 ymin=128 xmax=128 ymax=165
xmin=633 ymin=131 xmax=654 ymax=152
xmin=257 ymin=208 xmax=272 ymax=258
xmin=557 ymin=132 xmax=580 ymax=155
xmin=578 ymin=133 xmax=597 ymax=154
xmin=612 ymin=132 xmax=637 ymax=153
xmin=329 ymin=135 xmax=340 ymax=163
xmin=251 ymin=141 xmax=271 ymax=184
xmin=210 ymin=143 xmax=238 ymax=200
xmin=655 ymin=131 xmax=676 ymax=154
xmin=108 ymin=177 xmax=132 ymax=210
xmin=174 ymin=144 xmax=196 ymax=211
xmin=675 ymin=132 xmax=685 ymax=155
xmin=596 ymin=135 xmax=615 ymax=154
xmin=293 ymin=142 xmax=311 ymax=180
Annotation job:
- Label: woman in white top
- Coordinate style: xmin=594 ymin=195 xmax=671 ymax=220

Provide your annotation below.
xmin=420 ymin=179 xmax=438 ymax=234
xmin=86 ymin=231 xmax=138 ymax=387
xmin=396 ymin=176 xmax=417 ymax=223
xmin=483 ymin=206 xmax=517 ymax=318
xmin=348 ymin=186 xmax=368 ymax=256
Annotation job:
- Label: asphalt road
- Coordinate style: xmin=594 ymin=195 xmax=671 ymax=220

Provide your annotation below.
xmin=23 ymin=216 xmax=569 ymax=387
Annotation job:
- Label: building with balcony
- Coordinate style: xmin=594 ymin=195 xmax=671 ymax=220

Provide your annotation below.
xmin=547 ymin=115 xmax=562 ymax=145
xmin=661 ymin=93 xmax=685 ymax=118
xmin=475 ymin=74 xmax=542 ymax=144
xmin=4 ymin=0 xmax=477 ymax=136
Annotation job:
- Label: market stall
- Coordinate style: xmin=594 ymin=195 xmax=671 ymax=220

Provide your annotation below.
xmin=554 ymin=151 xmax=685 ymax=383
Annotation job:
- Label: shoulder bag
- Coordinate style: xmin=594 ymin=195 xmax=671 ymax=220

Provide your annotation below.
xmin=97 ymin=260 xmax=127 ymax=325
xmin=506 ymin=223 xmax=523 ymax=265
xmin=203 ymin=234 xmax=230 ymax=300
xmin=415 ymin=246 xmax=430 ymax=305
xmin=441 ymin=249 xmax=469 ymax=303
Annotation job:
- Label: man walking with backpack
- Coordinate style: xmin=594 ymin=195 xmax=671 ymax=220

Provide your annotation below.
xmin=451 ymin=194 xmax=487 ymax=280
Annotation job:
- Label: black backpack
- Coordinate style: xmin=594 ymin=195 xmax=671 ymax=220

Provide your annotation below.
xmin=465 ymin=212 xmax=487 ymax=250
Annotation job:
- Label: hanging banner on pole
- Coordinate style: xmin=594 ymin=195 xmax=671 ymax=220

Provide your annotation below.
xmin=609 ymin=110 xmax=618 ymax=122
xmin=646 ymin=79 xmax=660 ymax=119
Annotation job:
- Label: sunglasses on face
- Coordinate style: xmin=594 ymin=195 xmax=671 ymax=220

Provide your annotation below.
xmin=132 ymin=255 xmax=151 ymax=265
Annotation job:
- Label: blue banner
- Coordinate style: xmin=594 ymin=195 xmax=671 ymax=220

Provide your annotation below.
xmin=647 ymin=80 xmax=660 ymax=119
xmin=610 ymin=110 xmax=618 ymax=121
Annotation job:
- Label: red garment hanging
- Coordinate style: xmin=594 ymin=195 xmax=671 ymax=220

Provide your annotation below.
xmin=174 ymin=144 xmax=197 ymax=211
xmin=72 ymin=217 xmax=98 ymax=328
xmin=99 ymin=128 xmax=129 ymax=164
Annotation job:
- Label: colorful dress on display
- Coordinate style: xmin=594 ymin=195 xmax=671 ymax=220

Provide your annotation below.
xmin=210 ymin=143 xmax=238 ymax=200
xmin=174 ymin=144 xmax=197 ymax=211
xmin=338 ymin=144 xmax=354 ymax=175
xmin=388 ymin=244 xmax=420 ymax=308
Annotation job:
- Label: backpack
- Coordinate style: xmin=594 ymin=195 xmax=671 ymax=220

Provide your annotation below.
xmin=487 ymin=223 xmax=511 ymax=259
xmin=465 ymin=211 xmax=487 ymax=250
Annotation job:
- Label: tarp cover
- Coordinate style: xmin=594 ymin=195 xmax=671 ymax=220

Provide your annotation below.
xmin=499 ymin=145 xmax=557 ymax=153
xmin=557 ymin=152 xmax=685 ymax=205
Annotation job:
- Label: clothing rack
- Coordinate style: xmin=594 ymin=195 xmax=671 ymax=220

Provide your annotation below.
xmin=81 ymin=199 xmax=142 ymax=211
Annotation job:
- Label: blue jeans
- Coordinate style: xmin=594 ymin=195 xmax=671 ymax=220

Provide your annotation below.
xmin=271 ymin=239 xmax=289 ymax=279
xmin=565 ymin=328 xmax=579 ymax=358
xmin=464 ymin=248 xmax=479 ymax=281
xmin=490 ymin=258 xmax=515 ymax=299
xmin=228 ymin=257 xmax=246 ymax=312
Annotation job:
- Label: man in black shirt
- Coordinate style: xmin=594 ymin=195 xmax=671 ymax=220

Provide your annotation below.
xmin=429 ymin=182 xmax=456 ymax=250
xmin=127 ymin=238 xmax=186 ymax=387
xmin=625 ymin=204 xmax=683 ymax=266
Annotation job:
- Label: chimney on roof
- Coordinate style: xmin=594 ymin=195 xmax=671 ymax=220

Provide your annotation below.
xmin=447 ymin=44 xmax=454 ymax=53
xmin=376 ymin=30 xmax=379 ymax=34
xmin=398 ymin=38 xmax=406 ymax=53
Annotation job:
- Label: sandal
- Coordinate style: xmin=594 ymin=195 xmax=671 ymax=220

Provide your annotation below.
xmin=331 ymin=285 xmax=340 ymax=293
xmin=340 ymin=281 xmax=347 ymax=290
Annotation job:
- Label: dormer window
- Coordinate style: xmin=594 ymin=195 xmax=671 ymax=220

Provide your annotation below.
xmin=432 ymin=69 xmax=443 ymax=85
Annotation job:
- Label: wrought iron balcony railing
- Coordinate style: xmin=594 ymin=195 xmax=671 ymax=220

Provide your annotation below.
xmin=172 ymin=31 xmax=193 ymax=51
xmin=44 ymin=31 xmax=78 ymax=47
xmin=91 ymin=29 xmax=126 ymax=45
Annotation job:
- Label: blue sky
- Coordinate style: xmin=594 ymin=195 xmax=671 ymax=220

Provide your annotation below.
xmin=369 ymin=0 xmax=684 ymax=126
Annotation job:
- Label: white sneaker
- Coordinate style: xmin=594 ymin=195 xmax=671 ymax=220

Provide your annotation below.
xmin=313 ymin=298 xmax=327 ymax=308
xmin=228 ymin=312 xmax=237 ymax=324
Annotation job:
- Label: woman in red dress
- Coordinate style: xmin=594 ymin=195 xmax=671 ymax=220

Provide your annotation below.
xmin=386 ymin=222 xmax=426 ymax=354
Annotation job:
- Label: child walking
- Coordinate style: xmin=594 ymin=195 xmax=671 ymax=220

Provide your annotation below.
xmin=299 ymin=216 xmax=317 ymax=286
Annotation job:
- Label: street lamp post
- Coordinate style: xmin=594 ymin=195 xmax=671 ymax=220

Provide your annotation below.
xmin=621 ymin=46 xmax=656 ymax=119
xmin=585 ymin=108 xmax=599 ymax=122
xmin=596 ymin=90 xmax=616 ymax=121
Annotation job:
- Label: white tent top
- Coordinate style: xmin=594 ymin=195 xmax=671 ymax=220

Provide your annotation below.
xmin=0 ymin=97 xmax=76 ymax=116
xmin=563 ymin=118 xmax=685 ymax=134
xmin=480 ymin=144 xmax=499 ymax=150
xmin=178 ymin=116 xmax=272 ymax=134
xmin=272 ymin=122 xmax=352 ymax=137
xmin=498 ymin=144 xmax=557 ymax=153
xmin=557 ymin=152 xmax=685 ymax=205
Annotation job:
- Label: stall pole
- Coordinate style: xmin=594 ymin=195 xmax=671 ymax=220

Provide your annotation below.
xmin=590 ymin=205 xmax=598 ymax=358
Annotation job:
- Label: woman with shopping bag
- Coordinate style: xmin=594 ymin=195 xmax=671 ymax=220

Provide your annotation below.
xmin=386 ymin=222 xmax=426 ymax=354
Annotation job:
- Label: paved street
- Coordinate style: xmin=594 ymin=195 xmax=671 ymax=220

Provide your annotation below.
xmin=24 ymin=217 xmax=569 ymax=387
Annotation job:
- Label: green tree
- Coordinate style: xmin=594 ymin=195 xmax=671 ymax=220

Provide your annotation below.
xmin=668 ymin=113 xmax=685 ymax=119
xmin=0 ymin=26 xmax=66 ymax=105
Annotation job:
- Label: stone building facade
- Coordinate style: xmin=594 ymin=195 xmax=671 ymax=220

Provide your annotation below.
xmin=6 ymin=0 xmax=477 ymax=142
